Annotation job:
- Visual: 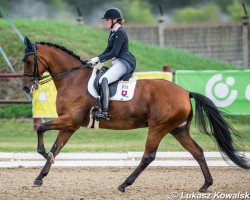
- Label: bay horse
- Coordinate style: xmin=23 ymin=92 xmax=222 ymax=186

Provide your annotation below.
xmin=22 ymin=36 xmax=249 ymax=193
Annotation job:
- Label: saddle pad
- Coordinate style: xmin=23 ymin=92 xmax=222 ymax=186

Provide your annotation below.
xmin=87 ymin=66 xmax=137 ymax=101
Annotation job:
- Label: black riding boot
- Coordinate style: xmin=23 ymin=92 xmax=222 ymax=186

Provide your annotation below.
xmin=96 ymin=78 xmax=110 ymax=120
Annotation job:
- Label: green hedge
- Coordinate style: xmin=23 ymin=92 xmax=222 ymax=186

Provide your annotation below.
xmin=0 ymin=104 xmax=32 ymax=118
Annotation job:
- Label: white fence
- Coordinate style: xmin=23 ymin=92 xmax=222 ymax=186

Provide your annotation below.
xmin=0 ymin=152 xmax=249 ymax=168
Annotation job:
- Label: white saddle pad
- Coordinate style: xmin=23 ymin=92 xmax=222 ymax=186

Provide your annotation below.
xmin=87 ymin=65 xmax=137 ymax=101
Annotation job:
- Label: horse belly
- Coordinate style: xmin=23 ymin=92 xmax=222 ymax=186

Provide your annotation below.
xmin=99 ymin=99 xmax=149 ymax=130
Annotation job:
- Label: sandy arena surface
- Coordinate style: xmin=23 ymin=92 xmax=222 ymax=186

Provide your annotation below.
xmin=0 ymin=167 xmax=249 ymax=200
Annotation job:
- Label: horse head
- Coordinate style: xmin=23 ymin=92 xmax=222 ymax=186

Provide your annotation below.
xmin=22 ymin=36 xmax=48 ymax=94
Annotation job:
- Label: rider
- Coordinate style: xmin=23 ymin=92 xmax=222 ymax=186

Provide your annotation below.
xmin=87 ymin=7 xmax=136 ymax=120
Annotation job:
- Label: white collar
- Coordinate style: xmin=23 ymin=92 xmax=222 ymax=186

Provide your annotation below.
xmin=111 ymin=24 xmax=121 ymax=32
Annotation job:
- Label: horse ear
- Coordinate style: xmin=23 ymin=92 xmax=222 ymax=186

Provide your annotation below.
xmin=24 ymin=36 xmax=37 ymax=53
xmin=24 ymin=36 xmax=32 ymax=49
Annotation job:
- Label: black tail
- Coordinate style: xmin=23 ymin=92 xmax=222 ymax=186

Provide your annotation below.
xmin=190 ymin=92 xmax=250 ymax=169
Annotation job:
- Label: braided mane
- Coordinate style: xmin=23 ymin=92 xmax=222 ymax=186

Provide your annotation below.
xmin=37 ymin=42 xmax=86 ymax=65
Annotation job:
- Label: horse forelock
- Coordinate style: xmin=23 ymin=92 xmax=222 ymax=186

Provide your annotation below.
xmin=37 ymin=42 xmax=86 ymax=65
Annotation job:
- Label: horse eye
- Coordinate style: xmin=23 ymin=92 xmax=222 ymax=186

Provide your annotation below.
xmin=26 ymin=60 xmax=32 ymax=66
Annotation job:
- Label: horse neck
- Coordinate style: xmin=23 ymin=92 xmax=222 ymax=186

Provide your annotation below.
xmin=46 ymin=48 xmax=81 ymax=73
xmin=42 ymin=46 xmax=92 ymax=88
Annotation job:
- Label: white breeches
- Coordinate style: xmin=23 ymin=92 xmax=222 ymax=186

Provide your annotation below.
xmin=99 ymin=59 xmax=127 ymax=84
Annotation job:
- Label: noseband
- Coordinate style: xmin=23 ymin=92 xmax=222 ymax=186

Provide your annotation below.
xmin=22 ymin=51 xmax=50 ymax=83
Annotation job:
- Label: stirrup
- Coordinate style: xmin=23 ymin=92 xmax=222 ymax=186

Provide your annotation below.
xmin=94 ymin=110 xmax=110 ymax=120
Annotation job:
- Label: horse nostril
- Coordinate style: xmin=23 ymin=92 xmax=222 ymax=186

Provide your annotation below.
xmin=23 ymin=86 xmax=30 ymax=94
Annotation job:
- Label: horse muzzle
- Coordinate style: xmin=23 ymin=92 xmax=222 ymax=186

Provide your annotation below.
xmin=23 ymin=80 xmax=39 ymax=94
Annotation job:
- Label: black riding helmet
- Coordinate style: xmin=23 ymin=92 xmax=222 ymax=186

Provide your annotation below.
xmin=102 ymin=7 xmax=124 ymax=29
xmin=102 ymin=7 xmax=124 ymax=20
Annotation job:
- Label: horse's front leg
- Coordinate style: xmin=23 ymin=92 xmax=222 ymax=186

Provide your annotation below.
xmin=36 ymin=121 xmax=52 ymax=159
xmin=36 ymin=115 xmax=79 ymax=159
xmin=33 ymin=129 xmax=75 ymax=187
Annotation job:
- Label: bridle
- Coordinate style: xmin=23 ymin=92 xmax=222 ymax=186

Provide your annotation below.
xmin=22 ymin=47 xmax=91 ymax=86
xmin=22 ymin=51 xmax=50 ymax=82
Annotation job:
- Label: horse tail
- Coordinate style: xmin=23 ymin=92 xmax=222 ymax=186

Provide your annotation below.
xmin=189 ymin=92 xmax=250 ymax=169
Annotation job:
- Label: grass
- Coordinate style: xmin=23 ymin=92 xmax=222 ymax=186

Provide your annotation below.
xmin=0 ymin=19 xmax=241 ymax=73
xmin=0 ymin=104 xmax=32 ymax=118
xmin=0 ymin=117 xmax=249 ymax=152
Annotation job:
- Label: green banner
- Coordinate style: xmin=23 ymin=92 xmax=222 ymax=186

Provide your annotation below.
xmin=175 ymin=70 xmax=250 ymax=115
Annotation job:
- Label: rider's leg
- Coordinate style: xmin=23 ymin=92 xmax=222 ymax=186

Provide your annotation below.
xmin=98 ymin=77 xmax=110 ymax=119
xmin=96 ymin=60 xmax=127 ymax=120
xmin=99 ymin=59 xmax=127 ymax=84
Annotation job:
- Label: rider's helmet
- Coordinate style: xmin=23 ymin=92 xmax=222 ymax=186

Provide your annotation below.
xmin=102 ymin=7 xmax=124 ymax=21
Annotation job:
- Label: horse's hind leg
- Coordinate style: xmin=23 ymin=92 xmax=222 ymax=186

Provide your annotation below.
xmin=118 ymin=128 xmax=165 ymax=192
xmin=33 ymin=129 xmax=74 ymax=187
xmin=171 ymin=124 xmax=213 ymax=192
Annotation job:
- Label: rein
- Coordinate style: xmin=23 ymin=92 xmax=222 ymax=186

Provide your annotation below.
xmin=22 ymin=50 xmax=91 ymax=85
xmin=39 ymin=65 xmax=87 ymax=85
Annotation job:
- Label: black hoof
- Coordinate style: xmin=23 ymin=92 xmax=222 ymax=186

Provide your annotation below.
xmin=199 ymin=181 xmax=212 ymax=193
xmin=117 ymin=185 xmax=125 ymax=193
xmin=32 ymin=179 xmax=43 ymax=187
xmin=199 ymin=187 xmax=207 ymax=193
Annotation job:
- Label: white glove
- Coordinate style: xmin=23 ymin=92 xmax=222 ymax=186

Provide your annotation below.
xmin=87 ymin=57 xmax=99 ymax=65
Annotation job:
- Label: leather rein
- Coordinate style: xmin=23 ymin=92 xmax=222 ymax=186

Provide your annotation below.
xmin=22 ymin=51 xmax=91 ymax=85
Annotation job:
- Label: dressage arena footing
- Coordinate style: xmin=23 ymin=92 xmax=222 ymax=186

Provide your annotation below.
xmin=0 ymin=152 xmax=249 ymax=168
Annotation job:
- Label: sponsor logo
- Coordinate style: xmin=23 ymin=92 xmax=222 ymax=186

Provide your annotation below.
xmin=205 ymin=74 xmax=237 ymax=107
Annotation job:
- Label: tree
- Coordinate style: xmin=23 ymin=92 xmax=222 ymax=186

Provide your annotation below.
xmin=114 ymin=0 xmax=155 ymax=23
xmin=174 ymin=4 xmax=220 ymax=23
xmin=227 ymin=0 xmax=250 ymax=21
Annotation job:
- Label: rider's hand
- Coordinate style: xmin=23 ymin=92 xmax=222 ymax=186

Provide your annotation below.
xmin=87 ymin=57 xmax=99 ymax=65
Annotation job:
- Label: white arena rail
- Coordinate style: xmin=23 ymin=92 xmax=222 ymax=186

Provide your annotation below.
xmin=0 ymin=152 xmax=249 ymax=168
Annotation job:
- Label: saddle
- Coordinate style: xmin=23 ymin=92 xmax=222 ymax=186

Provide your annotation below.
xmin=87 ymin=63 xmax=137 ymax=102
xmin=93 ymin=66 xmax=119 ymax=98
xmin=87 ymin=63 xmax=138 ymax=128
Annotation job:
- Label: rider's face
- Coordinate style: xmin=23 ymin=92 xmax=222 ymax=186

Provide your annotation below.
xmin=104 ymin=19 xmax=117 ymax=29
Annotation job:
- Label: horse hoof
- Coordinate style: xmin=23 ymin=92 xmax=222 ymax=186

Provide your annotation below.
xmin=199 ymin=181 xmax=212 ymax=193
xmin=117 ymin=186 xmax=125 ymax=193
xmin=32 ymin=179 xmax=43 ymax=187
xmin=199 ymin=187 xmax=207 ymax=193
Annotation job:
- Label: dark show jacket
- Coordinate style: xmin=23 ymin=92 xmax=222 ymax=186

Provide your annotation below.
xmin=98 ymin=26 xmax=136 ymax=71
